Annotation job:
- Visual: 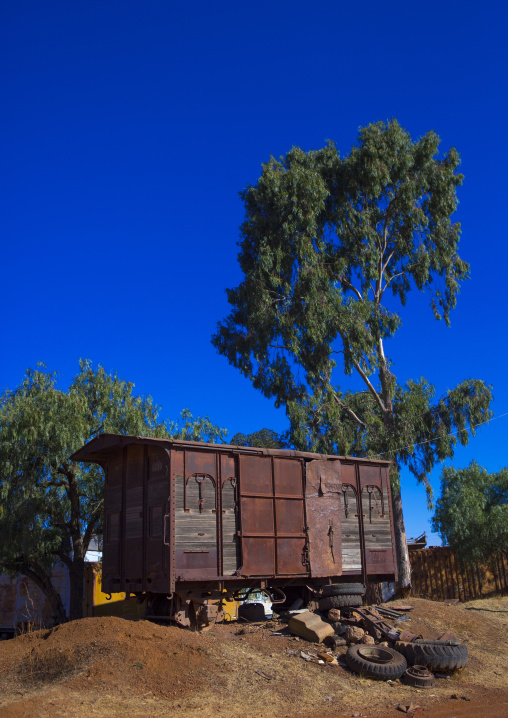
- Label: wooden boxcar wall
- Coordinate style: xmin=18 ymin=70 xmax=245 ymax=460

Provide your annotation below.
xmin=103 ymin=443 xmax=172 ymax=595
xmin=172 ymin=447 xmax=241 ymax=580
xmin=101 ymin=441 xmax=396 ymax=594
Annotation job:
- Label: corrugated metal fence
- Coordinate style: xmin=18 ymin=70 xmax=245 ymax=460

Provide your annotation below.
xmin=409 ymin=547 xmax=508 ymax=602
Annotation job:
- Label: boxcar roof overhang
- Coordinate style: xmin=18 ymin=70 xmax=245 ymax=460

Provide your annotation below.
xmin=70 ymin=433 xmax=391 ymax=466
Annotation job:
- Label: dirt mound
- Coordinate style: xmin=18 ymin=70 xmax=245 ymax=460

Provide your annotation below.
xmin=0 ymin=616 xmax=208 ymax=700
xmin=0 ymin=598 xmax=507 ymax=718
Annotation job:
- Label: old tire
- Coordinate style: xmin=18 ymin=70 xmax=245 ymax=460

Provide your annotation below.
xmin=321 ymin=583 xmax=366 ymax=597
xmin=395 ymin=640 xmax=468 ymax=671
xmin=319 ymin=594 xmax=363 ymax=610
xmin=345 ymin=645 xmax=407 ymax=680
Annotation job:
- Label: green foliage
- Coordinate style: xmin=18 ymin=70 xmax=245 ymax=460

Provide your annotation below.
xmin=432 ymin=462 xmax=508 ymax=563
xmin=230 ymin=428 xmax=286 ymax=449
xmin=212 ymin=120 xmax=492 ymax=496
xmin=0 ymin=360 xmax=226 ymax=620
xmin=168 ymin=408 xmax=227 ymax=444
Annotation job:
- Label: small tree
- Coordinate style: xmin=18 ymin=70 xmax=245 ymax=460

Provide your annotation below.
xmin=212 ymin=120 xmax=493 ymax=589
xmin=230 ymin=428 xmax=286 ymax=449
xmin=432 ymin=461 xmax=508 ymax=564
xmin=0 ymin=360 xmax=226 ymax=622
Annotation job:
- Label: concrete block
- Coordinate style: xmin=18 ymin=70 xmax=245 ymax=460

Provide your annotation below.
xmin=288 ymin=610 xmax=335 ymax=643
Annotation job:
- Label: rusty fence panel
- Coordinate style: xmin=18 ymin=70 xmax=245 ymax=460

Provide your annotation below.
xmin=409 ymin=547 xmax=508 ymax=601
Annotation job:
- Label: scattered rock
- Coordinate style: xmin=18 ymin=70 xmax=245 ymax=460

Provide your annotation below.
xmin=332 ymin=622 xmax=347 ymax=635
xmin=344 ymin=626 xmax=365 ymax=643
xmin=360 ymin=634 xmax=375 ymax=645
xmin=328 ymin=608 xmax=341 ymax=622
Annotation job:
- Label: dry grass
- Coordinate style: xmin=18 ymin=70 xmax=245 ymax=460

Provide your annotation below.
xmin=0 ymin=597 xmax=507 ymax=718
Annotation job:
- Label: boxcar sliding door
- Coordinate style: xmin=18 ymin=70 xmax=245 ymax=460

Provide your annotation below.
xmin=237 ymin=454 xmax=308 ymax=577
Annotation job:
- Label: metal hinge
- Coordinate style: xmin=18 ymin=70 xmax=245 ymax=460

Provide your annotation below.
xmin=302 ymin=541 xmax=310 ymax=568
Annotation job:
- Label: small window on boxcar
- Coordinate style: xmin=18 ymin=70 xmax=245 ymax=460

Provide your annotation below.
xmin=186 ymin=474 xmax=216 ymax=513
xmin=107 ymin=512 xmax=120 ymax=542
xmin=149 ymin=505 xmax=164 ymax=537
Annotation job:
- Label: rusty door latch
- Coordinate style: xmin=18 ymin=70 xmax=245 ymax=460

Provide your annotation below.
xmin=327 ymin=522 xmax=335 ymax=563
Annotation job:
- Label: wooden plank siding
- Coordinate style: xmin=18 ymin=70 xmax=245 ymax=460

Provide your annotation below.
xmin=409 ymin=547 xmax=508 ymax=601
xmin=341 ymin=485 xmax=362 ymax=571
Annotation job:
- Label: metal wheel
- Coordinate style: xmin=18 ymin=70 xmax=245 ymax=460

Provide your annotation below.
xmin=402 ymin=665 xmax=435 ymax=688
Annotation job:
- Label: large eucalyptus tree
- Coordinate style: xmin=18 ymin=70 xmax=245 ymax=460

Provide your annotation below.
xmin=212 ymin=120 xmax=492 ymax=588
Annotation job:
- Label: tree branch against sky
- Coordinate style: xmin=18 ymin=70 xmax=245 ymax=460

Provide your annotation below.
xmin=212 ymin=120 xmax=493 ymax=589
xmin=0 ymin=360 xmax=227 ymax=623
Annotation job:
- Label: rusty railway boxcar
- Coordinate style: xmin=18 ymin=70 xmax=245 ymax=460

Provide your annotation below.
xmin=71 ymin=434 xmax=396 ymax=627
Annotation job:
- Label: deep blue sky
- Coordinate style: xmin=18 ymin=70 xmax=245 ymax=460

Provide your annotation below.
xmin=2 ymin=1 xmax=507 ymax=545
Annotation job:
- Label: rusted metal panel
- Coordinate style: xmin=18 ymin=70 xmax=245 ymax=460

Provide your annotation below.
xmin=275 ymin=498 xmax=305 ymax=534
xmin=241 ymin=537 xmax=275 ymax=575
xmin=239 ymin=454 xmax=272 ymax=495
xmin=276 ymin=537 xmax=307 ymax=575
xmin=305 ymin=459 xmax=342 ymax=577
xmin=185 ymin=450 xmax=217 ymax=479
xmin=240 ymin=496 xmax=274 ymax=535
xmin=273 ymin=458 xmax=304 ymax=497
xmin=238 ymin=454 xmax=307 ymax=577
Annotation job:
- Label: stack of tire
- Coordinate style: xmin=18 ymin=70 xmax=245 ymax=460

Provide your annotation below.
xmin=344 ymin=636 xmax=468 ymax=681
xmin=395 ymin=638 xmax=468 ymax=672
xmin=318 ymin=582 xmax=365 ymax=610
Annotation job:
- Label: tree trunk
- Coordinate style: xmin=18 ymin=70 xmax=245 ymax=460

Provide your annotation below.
xmin=68 ymin=557 xmax=85 ymax=621
xmin=391 ymin=487 xmax=411 ymax=593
